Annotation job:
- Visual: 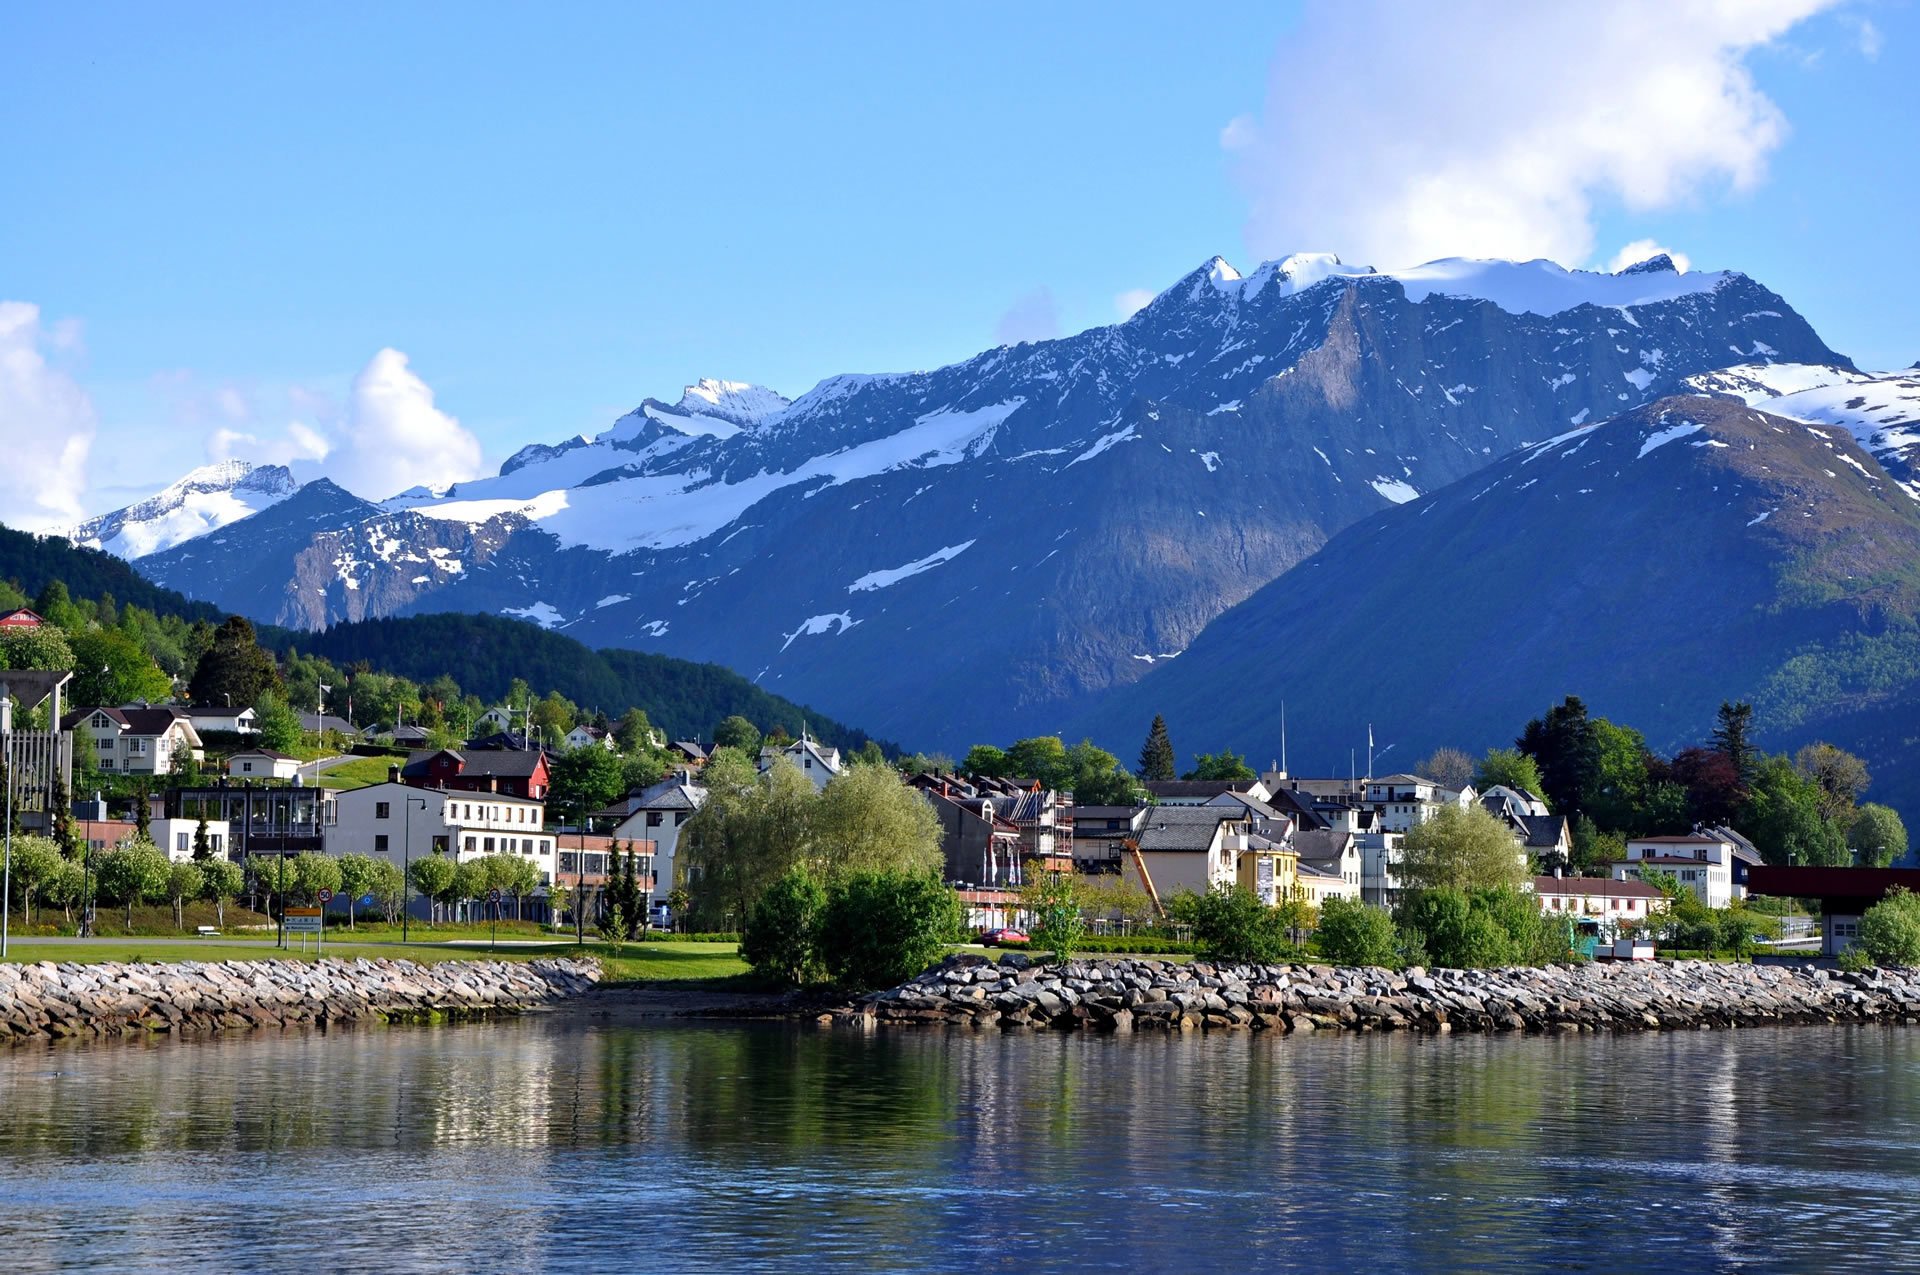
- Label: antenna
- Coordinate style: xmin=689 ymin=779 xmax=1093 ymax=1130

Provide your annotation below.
xmin=1280 ymin=701 xmax=1288 ymax=776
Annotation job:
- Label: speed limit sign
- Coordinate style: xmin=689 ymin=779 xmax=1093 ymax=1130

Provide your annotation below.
xmin=488 ymin=888 xmax=503 ymax=904
xmin=317 ymin=888 xmax=333 ymax=903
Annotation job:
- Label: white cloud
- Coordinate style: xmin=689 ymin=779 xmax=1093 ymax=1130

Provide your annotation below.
xmin=1228 ymin=1 xmax=1841 ymax=271
xmin=207 ymin=421 xmax=332 ymax=467
xmin=0 ymin=301 xmax=96 ymax=531
xmin=994 ymin=288 xmax=1061 ymax=346
xmin=1853 ymin=16 xmax=1883 ymax=59
xmin=325 ymin=348 xmax=486 ymax=500
xmin=1607 ymin=240 xmax=1693 ymax=274
xmin=1114 ymin=288 xmax=1156 ymax=319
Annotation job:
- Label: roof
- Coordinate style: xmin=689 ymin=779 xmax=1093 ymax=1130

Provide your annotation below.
xmin=670 ymin=739 xmax=708 ymax=759
xmin=1137 ymin=806 xmax=1238 ymax=852
xmin=1207 ymin=791 xmax=1286 ymax=820
xmin=1296 ymin=861 xmax=1343 ymax=881
xmin=1534 ymin=875 xmax=1664 ymax=900
xmin=188 ymin=705 xmax=255 ymax=719
xmin=1747 ymin=866 xmax=1920 ymax=904
xmin=1518 ymin=814 xmax=1569 ymax=849
xmin=230 ymin=749 xmax=299 ymax=762
xmin=1368 ymin=773 xmax=1434 ymax=787
xmin=1629 ymin=834 xmax=1728 ymax=845
xmin=0 ymin=608 xmax=46 ymax=627
xmin=402 ymin=748 xmax=546 ymax=780
xmin=1068 ymin=805 xmax=1144 ymax=819
xmin=1144 ymin=780 xmax=1259 ymax=799
xmin=65 ymin=705 xmax=192 ymax=737
xmin=1292 ymin=828 xmax=1356 ymax=868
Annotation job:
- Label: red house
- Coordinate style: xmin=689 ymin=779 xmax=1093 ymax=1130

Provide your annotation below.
xmin=0 ymin=608 xmax=46 ymax=629
xmin=398 ymin=748 xmax=550 ymax=801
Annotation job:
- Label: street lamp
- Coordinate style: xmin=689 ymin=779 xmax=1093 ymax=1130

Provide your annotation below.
xmin=2 ymin=688 xmax=13 ymax=959
xmin=401 ymin=794 xmax=429 ymax=941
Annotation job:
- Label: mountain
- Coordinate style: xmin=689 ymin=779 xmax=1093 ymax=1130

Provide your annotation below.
xmin=1684 ymin=362 xmax=1920 ymax=497
xmin=63 ymin=460 xmax=300 ymax=559
xmin=0 ymin=524 xmax=224 ymax=622
xmin=1066 ymin=394 xmax=1920 ymax=818
xmin=131 ymin=254 xmax=1844 ymax=746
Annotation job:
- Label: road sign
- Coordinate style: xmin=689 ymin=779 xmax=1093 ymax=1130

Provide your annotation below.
xmin=488 ymin=888 xmax=503 ymax=904
xmin=317 ymin=888 xmax=333 ymax=903
xmin=284 ymin=907 xmax=323 ymax=935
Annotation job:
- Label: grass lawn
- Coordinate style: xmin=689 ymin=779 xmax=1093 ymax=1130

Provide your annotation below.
xmin=315 ymin=756 xmax=407 ymax=790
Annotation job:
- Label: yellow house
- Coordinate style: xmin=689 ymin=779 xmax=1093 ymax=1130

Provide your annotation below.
xmin=1237 ymin=833 xmax=1298 ymax=906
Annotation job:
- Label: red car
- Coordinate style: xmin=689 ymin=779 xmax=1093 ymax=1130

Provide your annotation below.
xmin=980 ymin=928 xmax=1030 ymax=947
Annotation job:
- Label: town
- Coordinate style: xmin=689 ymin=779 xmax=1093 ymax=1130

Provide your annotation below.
xmin=3 ymin=592 xmax=1911 ymax=973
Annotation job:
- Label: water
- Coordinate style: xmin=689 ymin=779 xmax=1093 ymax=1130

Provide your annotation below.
xmin=1 ymin=1014 xmax=1918 ymax=1272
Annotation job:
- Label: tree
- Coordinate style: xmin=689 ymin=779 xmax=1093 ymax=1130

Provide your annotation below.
xmin=816 ymin=871 xmax=959 ymax=990
xmin=679 ymin=751 xmax=814 ymax=929
xmin=1315 ymin=897 xmax=1400 ymax=967
xmin=1583 ymin=718 xmax=1654 ymax=834
xmin=408 ymin=855 xmax=455 ymax=923
xmin=335 ymin=853 xmax=380 ymax=927
xmin=68 ymin=627 xmax=172 ymax=706
xmin=1517 ymin=696 xmax=1598 ymax=818
xmin=1019 ymin=870 xmax=1086 ymax=961
xmin=134 ymin=781 xmax=151 ymax=839
xmin=1184 ymin=751 xmax=1257 ymax=782
xmin=1569 ymin=814 xmax=1623 ymax=876
xmin=1006 ymin=736 xmax=1071 ymax=788
xmin=187 ymin=616 xmax=280 ymax=708
xmin=1743 ymin=756 xmax=1847 ymax=866
xmin=712 ymin=715 xmax=761 ymax=757
xmin=620 ymin=749 xmax=668 ymax=796
xmin=6 ymin=834 xmax=63 ymax=926
xmin=200 ymin=859 xmax=245 ymax=928
xmin=812 ymin=763 xmax=943 ymax=878
xmin=1793 ymin=742 xmax=1871 ymax=828
xmin=960 ymin=745 xmax=1010 ymax=778
xmin=43 ymin=857 xmax=86 ymax=927
xmin=95 ymin=838 xmax=170 ymax=931
xmin=290 ymin=852 xmax=343 ymax=907
xmin=1667 ymin=747 xmax=1744 ymax=828
xmin=0 ymin=623 xmax=75 ymax=672
xmin=1398 ymin=805 xmax=1527 ymax=892
xmin=1065 ymin=738 xmax=1142 ymax=805
xmin=1395 ymin=887 xmax=1514 ymax=969
xmin=613 ymin=707 xmax=657 ymax=754
xmin=496 ymin=854 xmax=540 ymax=920
xmin=1858 ymin=888 xmax=1920 ymax=966
xmin=1415 ymin=747 xmax=1476 ymax=792
xmin=1137 ymin=715 xmax=1176 ymax=782
xmin=741 ymin=867 xmax=827 ymax=984
xmin=1716 ymin=905 xmax=1775 ymax=961
xmin=254 ymin=690 xmax=302 ymax=752
xmin=450 ymin=860 xmax=488 ymax=921
xmin=250 ymin=854 xmax=293 ymax=920
xmin=551 ymin=746 xmax=627 ymax=818
xmin=1474 ymin=748 xmax=1548 ymax=805
xmin=367 ymin=858 xmax=406 ymax=924
xmin=165 ymin=861 xmax=204 ymax=930
xmin=192 ymin=816 xmax=212 ymax=862
xmin=1711 ymin=700 xmax=1760 ymax=785
xmin=530 ymin=690 xmax=578 ymax=742
xmin=1191 ymin=884 xmax=1295 ymax=963
xmin=1850 ymin=804 xmax=1910 ymax=868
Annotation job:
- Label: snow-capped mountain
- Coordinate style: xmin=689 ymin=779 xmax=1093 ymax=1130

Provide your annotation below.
xmin=1067 ymin=392 xmax=1920 ymax=818
xmin=64 ymin=460 xmax=301 ymax=559
xmin=134 ymin=252 xmax=1845 ymax=746
xmin=1686 ymin=362 xmax=1920 ymax=499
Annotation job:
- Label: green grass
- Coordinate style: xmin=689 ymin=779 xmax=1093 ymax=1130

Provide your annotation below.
xmin=316 ymin=756 xmax=405 ymax=790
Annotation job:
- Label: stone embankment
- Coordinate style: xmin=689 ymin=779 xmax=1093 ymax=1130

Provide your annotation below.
xmin=0 ymin=958 xmax=600 ymax=1043
xmin=845 ymin=953 xmax=1920 ymax=1034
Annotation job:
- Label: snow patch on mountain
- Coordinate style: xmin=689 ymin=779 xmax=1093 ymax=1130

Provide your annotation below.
xmin=502 ymin=602 xmax=566 ymax=629
xmin=1371 ymin=477 xmax=1420 ymax=503
xmin=781 ymin=612 xmax=859 ymax=652
xmin=1687 ymin=363 xmax=1920 ymax=499
xmin=848 ymin=541 xmax=976 ymax=593
xmin=1638 ymin=421 xmax=1703 ymax=458
xmin=64 ymin=461 xmax=300 ymax=559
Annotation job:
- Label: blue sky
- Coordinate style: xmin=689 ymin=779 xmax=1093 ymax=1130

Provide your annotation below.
xmin=2 ymin=2 xmax=1914 ymax=522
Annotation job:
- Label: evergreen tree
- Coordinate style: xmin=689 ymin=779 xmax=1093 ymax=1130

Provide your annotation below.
xmin=187 ymin=616 xmax=281 ymax=708
xmin=1711 ymin=700 xmax=1759 ymax=785
xmin=192 ymin=816 xmax=211 ymax=862
xmin=1138 ymin=715 xmax=1176 ymax=782
xmin=134 ymin=781 xmax=151 ymax=839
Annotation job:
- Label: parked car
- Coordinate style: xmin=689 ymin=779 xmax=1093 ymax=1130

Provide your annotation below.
xmin=979 ymin=927 xmax=1029 ymax=947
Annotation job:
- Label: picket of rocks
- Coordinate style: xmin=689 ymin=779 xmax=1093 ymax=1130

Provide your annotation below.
xmin=844 ymin=953 xmax=1920 ymax=1034
xmin=0 ymin=957 xmax=601 ymax=1042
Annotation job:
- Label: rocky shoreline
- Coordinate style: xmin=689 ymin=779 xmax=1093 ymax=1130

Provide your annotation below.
xmin=840 ymin=953 xmax=1920 ymax=1035
xmin=0 ymin=958 xmax=600 ymax=1043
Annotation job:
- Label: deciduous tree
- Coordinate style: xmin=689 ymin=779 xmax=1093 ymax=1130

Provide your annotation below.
xmin=1398 ymin=805 xmax=1527 ymax=892
xmin=1850 ymin=804 xmax=1909 ymax=868
xmin=1415 ymin=747 xmax=1475 ymax=792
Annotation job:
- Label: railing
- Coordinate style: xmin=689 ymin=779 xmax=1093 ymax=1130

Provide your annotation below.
xmin=1 ymin=729 xmax=71 ymax=829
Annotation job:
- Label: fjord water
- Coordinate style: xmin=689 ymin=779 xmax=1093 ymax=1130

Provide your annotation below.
xmin=2 ymin=1019 xmax=1917 ymax=1272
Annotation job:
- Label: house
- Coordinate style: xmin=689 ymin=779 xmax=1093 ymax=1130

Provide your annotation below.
xmin=1533 ymin=875 xmax=1668 ymax=935
xmin=0 ymin=608 xmax=47 ymax=628
xmin=1363 ymin=774 xmax=1476 ymax=832
xmin=1612 ymin=832 xmax=1754 ymax=909
xmin=326 ymin=781 xmax=559 ymax=905
xmin=564 ymin=724 xmax=615 ymax=751
xmin=1293 ymin=828 xmax=1364 ymax=904
xmin=400 ymin=748 xmax=550 ymax=801
xmin=1480 ymin=785 xmax=1550 ymax=819
xmin=474 ymin=706 xmax=515 ymax=734
xmin=226 ymin=749 xmax=301 ymax=782
xmin=759 ymin=734 xmax=842 ymax=792
xmin=919 ymin=777 xmax=1027 ymax=890
xmin=298 ymin=712 xmax=356 ymax=737
xmin=667 ymin=740 xmax=708 ymax=768
xmin=62 ymin=705 xmax=204 ymax=775
xmin=1143 ymin=778 xmax=1273 ymax=806
xmin=1065 ymin=803 xmax=1148 ymax=875
xmin=1125 ymin=806 xmax=1248 ymax=900
xmin=602 ymin=777 xmax=710 ymax=910
xmin=0 ymin=669 xmax=74 ymax=837
xmin=185 ymin=705 xmax=257 ymax=738
xmin=166 ymin=783 xmax=334 ymax=858
xmin=552 ymin=831 xmax=659 ymax=893
xmin=1236 ymin=832 xmax=1299 ymax=906
xmin=379 ymin=724 xmax=432 ymax=748
xmin=154 ymin=816 xmax=234 ymax=863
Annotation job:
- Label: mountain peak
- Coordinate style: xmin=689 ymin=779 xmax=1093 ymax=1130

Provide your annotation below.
xmin=675 ymin=379 xmax=790 ymax=428
xmin=1618 ymin=253 xmax=1679 ymax=276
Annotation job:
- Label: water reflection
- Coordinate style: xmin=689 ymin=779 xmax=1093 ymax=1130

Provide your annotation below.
xmin=2 ymin=1019 xmax=1920 ymax=1271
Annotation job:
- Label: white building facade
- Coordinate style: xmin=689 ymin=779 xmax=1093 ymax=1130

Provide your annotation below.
xmin=326 ymin=781 xmax=557 ymax=887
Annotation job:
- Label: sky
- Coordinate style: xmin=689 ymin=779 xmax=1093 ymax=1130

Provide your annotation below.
xmin=2 ymin=1 xmax=1915 ymax=528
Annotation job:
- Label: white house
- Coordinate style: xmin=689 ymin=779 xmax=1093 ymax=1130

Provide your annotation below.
xmin=1293 ymin=828 xmax=1364 ymax=904
xmin=185 ymin=705 xmax=256 ymax=738
xmin=325 ymin=781 xmax=557 ymax=887
xmin=61 ymin=706 xmax=204 ymax=776
xmin=226 ymin=749 xmax=301 ymax=782
xmin=474 ymin=706 xmax=515 ymax=734
xmin=564 ymin=724 xmax=615 ymax=751
xmin=1612 ymin=833 xmax=1752 ymax=909
xmin=758 ymin=735 xmax=842 ymax=792
xmin=1123 ymin=806 xmax=1246 ymax=900
xmin=604 ymin=777 xmax=708 ymax=910
xmin=1363 ymin=774 xmax=1476 ymax=833
xmin=154 ymin=816 xmax=233 ymax=863
xmin=1534 ymin=874 xmax=1669 ymax=936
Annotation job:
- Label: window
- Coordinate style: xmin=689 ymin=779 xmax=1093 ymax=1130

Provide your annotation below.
xmin=646 ymin=811 xmax=663 ymax=827
xmin=464 ymin=836 xmax=477 ymax=852
xmin=375 ymin=802 xmax=391 ymax=819
xmin=98 ymin=737 xmax=112 ymax=751
xmin=176 ymin=832 xmax=189 ymax=851
xmin=129 ymin=738 xmax=147 ymax=755
xmin=432 ymin=835 xmax=449 ymax=853
xmin=484 ymin=836 xmax=495 ymax=852
xmin=374 ymin=835 xmax=389 ymax=853
xmin=101 ymin=759 xmax=114 ymax=770
xmin=674 ymin=812 xmax=689 ymax=826
xmin=242 ymin=761 xmax=254 ymax=773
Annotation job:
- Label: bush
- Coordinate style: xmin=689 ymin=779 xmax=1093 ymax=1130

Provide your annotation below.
xmin=1857 ymin=888 xmax=1920 ymax=966
xmin=817 ymin=872 xmax=960 ymax=990
xmin=742 ymin=868 xmax=827 ymax=985
xmin=1021 ymin=871 xmax=1086 ymax=961
xmin=1067 ymin=935 xmax=1200 ymax=955
xmin=1396 ymin=887 xmax=1514 ymax=969
xmin=1315 ymin=898 xmax=1400 ymax=967
xmin=1191 ymin=885 xmax=1302 ymax=964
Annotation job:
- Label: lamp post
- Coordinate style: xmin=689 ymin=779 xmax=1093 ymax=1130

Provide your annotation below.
xmin=402 ymin=794 xmax=429 ymax=941
xmin=2 ymin=689 xmax=13 ymax=959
